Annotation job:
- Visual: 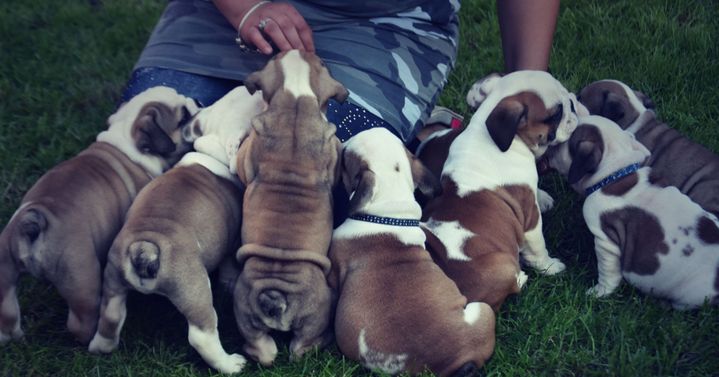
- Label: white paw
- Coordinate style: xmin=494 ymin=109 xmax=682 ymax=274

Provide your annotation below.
xmin=587 ymin=284 xmax=613 ymax=298
xmin=537 ymin=189 xmax=555 ymax=213
xmin=538 ymin=257 xmax=566 ymax=275
xmin=516 ymin=270 xmax=529 ymax=290
xmin=215 ymin=353 xmax=247 ymax=374
xmin=466 ymin=73 xmax=501 ymax=110
xmin=88 ymin=333 xmax=119 ymax=353
xmin=0 ymin=326 xmax=25 ymax=344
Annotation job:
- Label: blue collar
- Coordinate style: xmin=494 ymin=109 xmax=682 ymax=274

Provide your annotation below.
xmin=348 ymin=214 xmax=420 ymax=227
xmin=585 ymin=163 xmax=641 ymax=196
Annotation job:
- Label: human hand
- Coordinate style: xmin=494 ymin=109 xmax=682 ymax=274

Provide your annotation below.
xmin=237 ymin=1 xmax=314 ymax=55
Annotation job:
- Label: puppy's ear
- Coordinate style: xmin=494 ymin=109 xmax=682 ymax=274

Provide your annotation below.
xmin=486 ymin=97 xmax=526 ymax=152
xmin=132 ymin=101 xmax=176 ymax=155
xmin=317 ymin=74 xmax=348 ymax=112
xmin=634 ymin=90 xmax=655 ymax=110
xmin=567 ymin=124 xmax=604 ymax=184
xmin=244 ymin=67 xmax=280 ymax=103
xmin=347 ymin=169 xmax=375 ymax=215
xmin=600 ymin=91 xmax=626 ymax=123
xmin=407 ymin=150 xmax=441 ymax=198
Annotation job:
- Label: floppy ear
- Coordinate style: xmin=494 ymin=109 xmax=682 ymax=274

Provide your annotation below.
xmin=132 ymin=102 xmax=176 ymax=155
xmin=347 ymin=169 xmax=375 ymax=215
xmin=567 ymin=125 xmax=604 ymax=184
xmin=318 ymin=75 xmax=348 ymax=112
xmin=244 ymin=67 xmax=280 ymax=103
xmin=407 ymin=150 xmax=441 ymax=198
xmin=331 ymin=134 xmax=344 ymax=187
xmin=486 ymin=97 xmax=526 ymax=152
xmin=634 ymin=90 xmax=655 ymax=110
xmin=600 ymin=92 xmax=626 ymax=122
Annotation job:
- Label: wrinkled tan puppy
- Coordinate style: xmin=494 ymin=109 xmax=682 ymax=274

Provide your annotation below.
xmin=330 ymin=128 xmax=495 ymax=376
xmin=0 ymin=87 xmax=197 ymax=344
xmin=578 ymin=79 xmax=719 ymax=217
xmin=232 ymin=50 xmax=348 ymax=365
xmin=88 ymin=87 xmax=264 ymax=374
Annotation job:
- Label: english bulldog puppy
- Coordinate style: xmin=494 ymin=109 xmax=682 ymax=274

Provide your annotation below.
xmin=546 ymin=115 xmax=719 ymax=309
xmin=422 ymin=71 xmax=576 ymax=311
xmin=578 ymin=79 xmax=719 ymax=217
xmin=0 ymin=86 xmax=197 ymax=344
xmin=232 ymin=50 xmax=348 ymax=365
xmin=330 ymin=128 xmax=495 ymax=376
xmin=88 ymin=87 xmax=265 ymax=374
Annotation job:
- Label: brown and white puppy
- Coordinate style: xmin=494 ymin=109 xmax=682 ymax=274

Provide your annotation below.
xmin=422 ymin=71 xmax=576 ymax=311
xmin=232 ymin=50 xmax=348 ymax=365
xmin=330 ymin=128 xmax=495 ymax=376
xmin=546 ymin=115 xmax=719 ymax=309
xmin=0 ymin=87 xmax=197 ymax=344
xmin=88 ymin=87 xmax=265 ymax=374
xmin=578 ymin=79 xmax=719 ymax=217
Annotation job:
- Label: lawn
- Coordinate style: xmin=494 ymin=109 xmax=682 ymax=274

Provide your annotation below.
xmin=1 ymin=0 xmax=718 ymax=376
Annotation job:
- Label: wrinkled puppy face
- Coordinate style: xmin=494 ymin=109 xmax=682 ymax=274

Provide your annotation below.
xmin=341 ymin=128 xmax=440 ymax=214
xmin=577 ymin=80 xmax=655 ymax=129
xmin=244 ymin=50 xmax=348 ymax=111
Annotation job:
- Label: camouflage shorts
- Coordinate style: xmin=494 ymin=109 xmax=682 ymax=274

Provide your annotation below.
xmin=133 ymin=0 xmax=459 ymax=142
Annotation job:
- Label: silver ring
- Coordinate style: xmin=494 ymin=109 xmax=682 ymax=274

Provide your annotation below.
xmin=258 ymin=18 xmax=271 ymax=32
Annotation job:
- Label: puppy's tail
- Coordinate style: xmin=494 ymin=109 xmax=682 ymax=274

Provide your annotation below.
xmin=258 ymin=289 xmax=287 ymax=320
xmin=129 ymin=241 xmax=160 ymax=279
xmin=18 ymin=208 xmax=47 ymax=243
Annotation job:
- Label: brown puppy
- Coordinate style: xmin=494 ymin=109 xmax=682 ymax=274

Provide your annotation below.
xmin=0 ymin=87 xmax=197 ymax=344
xmin=578 ymin=79 xmax=719 ymax=216
xmin=422 ymin=71 xmax=576 ymax=311
xmin=330 ymin=128 xmax=495 ymax=376
xmin=232 ymin=50 xmax=348 ymax=365
xmin=88 ymin=87 xmax=265 ymax=374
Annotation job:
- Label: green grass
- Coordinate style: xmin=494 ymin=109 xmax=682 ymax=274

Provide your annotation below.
xmin=1 ymin=0 xmax=718 ymax=376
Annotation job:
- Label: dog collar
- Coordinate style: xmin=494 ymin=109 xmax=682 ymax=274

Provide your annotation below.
xmin=585 ymin=163 xmax=641 ymax=196
xmin=348 ymin=214 xmax=420 ymax=227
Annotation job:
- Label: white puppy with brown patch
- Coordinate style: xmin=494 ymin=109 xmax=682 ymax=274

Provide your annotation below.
xmin=422 ymin=71 xmax=576 ymax=311
xmin=546 ymin=115 xmax=719 ymax=308
xmin=0 ymin=87 xmax=198 ymax=344
xmin=330 ymin=128 xmax=496 ymax=377
xmin=88 ymin=87 xmax=265 ymax=374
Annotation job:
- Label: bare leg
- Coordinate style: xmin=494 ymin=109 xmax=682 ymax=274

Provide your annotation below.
xmin=497 ymin=0 xmax=560 ymax=72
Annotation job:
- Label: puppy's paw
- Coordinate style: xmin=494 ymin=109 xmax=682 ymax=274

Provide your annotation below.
xmin=537 ymin=189 xmax=555 ymax=213
xmin=466 ymin=73 xmax=501 ymax=110
xmin=88 ymin=333 xmax=119 ymax=354
xmin=0 ymin=327 xmax=23 ymax=344
xmin=538 ymin=257 xmax=566 ymax=275
xmin=215 ymin=353 xmax=247 ymax=374
xmin=587 ymin=284 xmax=614 ymax=298
xmin=516 ymin=270 xmax=529 ymax=290
xmin=244 ymin=334 xmax=278 ymax=367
